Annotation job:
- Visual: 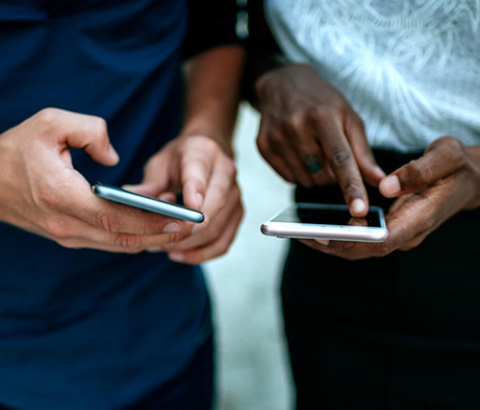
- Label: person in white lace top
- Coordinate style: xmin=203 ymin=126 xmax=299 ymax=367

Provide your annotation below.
xmin=247 ymin=1 xmax=480 ymax=408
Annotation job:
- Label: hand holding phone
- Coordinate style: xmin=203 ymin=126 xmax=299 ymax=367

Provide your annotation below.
xmin=93 ymin=183 xmax=204 ymax=223
xmin=261 ymin=203 xmax=388 ymax=242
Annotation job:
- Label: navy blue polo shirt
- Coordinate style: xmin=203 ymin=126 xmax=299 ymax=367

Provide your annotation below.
xmin=0 ymin=1 xmax=238 ymax=409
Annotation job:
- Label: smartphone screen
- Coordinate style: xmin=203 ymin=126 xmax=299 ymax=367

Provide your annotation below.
xmin=273 ymin=204 xmax=382 ymax=227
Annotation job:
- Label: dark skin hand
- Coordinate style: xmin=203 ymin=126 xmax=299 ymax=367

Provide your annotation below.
xmin=303 ymin=137 xmax=480 ymax=260
xmin=255 ymin=63 xmax=386 ymax=217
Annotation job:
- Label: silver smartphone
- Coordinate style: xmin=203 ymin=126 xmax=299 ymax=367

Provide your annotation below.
xmin=261 ymin=203 xmax=388 ymax=242
xmin=92 ymin=183 xmax=205 ymax=223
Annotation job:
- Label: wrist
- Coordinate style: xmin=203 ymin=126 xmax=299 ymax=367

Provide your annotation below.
xmin=178 ymin=126 xmax=234 ymax=158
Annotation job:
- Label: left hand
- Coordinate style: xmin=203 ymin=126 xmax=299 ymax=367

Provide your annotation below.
xmin=300 ymin=137 xmax=480 ymax=260
xmin=125 ymin=135 xmax=243 ymax=264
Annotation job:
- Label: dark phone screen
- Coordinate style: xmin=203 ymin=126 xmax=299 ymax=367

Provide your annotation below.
xmin=273 ymin=205 xmax=382 ymax=227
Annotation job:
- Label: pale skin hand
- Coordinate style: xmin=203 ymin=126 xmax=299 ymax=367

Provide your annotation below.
xmin=255 ymin=63 xmax=386 ymax=217
xmin=0 ymin=108 xmax=193 ymax=253
xmin=301 ymin=137 xmax=480 ymax=260
xmin=125 ymin=45 xmax=245 ymax=265
xmin=124 ymin=135 xmax=243 ymax=265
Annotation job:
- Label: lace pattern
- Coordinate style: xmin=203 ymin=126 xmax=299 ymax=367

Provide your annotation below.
xmin=266 ymin=0 xmax=480 ymax=151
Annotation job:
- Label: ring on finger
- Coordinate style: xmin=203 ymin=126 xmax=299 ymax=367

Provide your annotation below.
xmin=304 ymin=153 xmax=322 ymax=173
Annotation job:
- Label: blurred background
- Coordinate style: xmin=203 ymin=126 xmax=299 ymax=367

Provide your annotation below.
xmin=204 ymin=103 xmax=295 ymax=410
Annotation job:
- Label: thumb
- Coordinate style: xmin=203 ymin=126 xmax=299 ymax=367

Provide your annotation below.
xmin=44 ymin=109 xmax=119 ymax=166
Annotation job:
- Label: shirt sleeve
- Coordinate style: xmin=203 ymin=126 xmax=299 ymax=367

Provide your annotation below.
xmin=183 ymin=0 xmax=241 ymax=59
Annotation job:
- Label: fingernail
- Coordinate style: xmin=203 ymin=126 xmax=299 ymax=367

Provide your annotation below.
xmin=169 ymin=253 xmax=185 ymax=262
xmin=315 ymin=239 xmax=330 ymax=246
xmin=196 ymin=193 xmax=204 ymax=209
xmin=146 ymin=246 xmax=164 ymax=253
xmin=109 ymin=145 xmax=120 ymax=163
xmin=163 ymin=222 xmax=182 ymax=233
xmin=381 ymin=175 xmax=401 ymax=197
xmin=351 ymin=198 xmax=366 ymax=216
xmin=121 ymin=184 xmax=134 ymax=191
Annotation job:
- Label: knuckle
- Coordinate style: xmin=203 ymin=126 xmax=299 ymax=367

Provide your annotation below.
xmin=330 ymin=145 xmax=353 ymax=169
xmin=417 ymin=212 xmax=435 ymax=235
xmin=256 ymin=134 xmax=270 ymax=154
xmin=96 ymin=212 xmax=121 ymax=233
xmin=163 ymin=231 xmax=185 ymax=245
xmin=402 ymin=160 xmax=427 ymax=186
xmin=268 ymin=130 xmax=285 ymax=145
xmin=376 ymin=241 xmax=394 ymax=257
xmin=34 ymin=108 xmax=62 ymax=137
xmin=351 ymin=113 xmax=365 ymax=131
xmin=45 ymin=219 xmax=71 ymax=240
xmin=223 ymin=159 xmax=237 ymax=179
xmin=36 ymin=189 xmax=64 ymax=210
xmin=437 ymin=136 xmax=465 ymax=167
xmin=342 ymin=177 xmax=362 ymax=196
xmin=91 ymin=117 xmax=108 ymax=140
xmin=114 ymin=233 xmax=142 ymax=253
xmin=197 ymin=136 xmax=218 ymax=153
xmin=36 ymin=108 xmax=60 ymax=127
xmin=308 ymin=105 xmax=336 ymax=123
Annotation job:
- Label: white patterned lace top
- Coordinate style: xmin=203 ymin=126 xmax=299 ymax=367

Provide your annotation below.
xmin=265 ymin=0 xmax=480 ymax=152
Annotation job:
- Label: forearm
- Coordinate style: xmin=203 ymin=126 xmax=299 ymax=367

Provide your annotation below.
xmin=180 ymin=46 xmax=245 ymax=157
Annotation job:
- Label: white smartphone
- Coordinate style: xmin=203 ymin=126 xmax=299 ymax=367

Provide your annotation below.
xmin=261 ymin=203 xmax=388 ymax=242
xmin=92 ymin=183 xmax=205 ymax=223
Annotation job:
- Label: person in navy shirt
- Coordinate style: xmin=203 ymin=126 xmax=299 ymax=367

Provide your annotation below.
xmin=0 ymin=1 xmax=244 ymax=409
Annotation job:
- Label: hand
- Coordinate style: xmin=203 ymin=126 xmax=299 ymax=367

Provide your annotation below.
xmin=0 ymin=108 xmax=193 ymax=253
xmin=300 ymin=137 xmax=480 ymax=260
xmin=124 ymin=135 xmax=243 ymax=264
xmin=255 ymin=63 xmax=385 ymax=217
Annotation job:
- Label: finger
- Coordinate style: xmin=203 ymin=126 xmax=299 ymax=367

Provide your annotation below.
xmin=280 ymin=120 xmax=320 ymax=186
xmin=37 ymin=108 xmax=119 ymax=166
xmin=311 ymin=162 xmax=337 ymax=186
xmin=180 ymin=141 xmax=217 ymax=210
xmin=165 ymin=188 xmax=241 ymax=251
xmin=344 ymin=114 xmax=385 ymax=185
xmin=329 ymin=192 xmax=435 ymax=259
xmin=34 ymin=213 xmax=190 ymax=253
xmin=299 ymin=239 xmax=336 ymax=255
xmin=347 ymin=217 xmax=368 ymax=227
xmin=260 ymin=151 xmax=297 ymax=183
xmin=379 ymin=136 xmax=465 ymax=198
xmin=309 ymin=111 xmax=369 ymax=217
xmin=274 ymin=126 xmax=316 ymax=187
xmin=257 ymin=121 xmax=298 ymax=183
xmin=193 ymin=155 xmax=238 ymax=226
xmin=169 ymin=207 xmax=243 ymax=264
xmin=157 ymin=192 xmax=177 ymax=203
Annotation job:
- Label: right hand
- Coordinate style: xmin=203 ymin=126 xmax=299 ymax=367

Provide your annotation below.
xmin=255 ymin=63 xmax=385 ymax=217
xmin=0 ymin=108 xmax=193 ymax=253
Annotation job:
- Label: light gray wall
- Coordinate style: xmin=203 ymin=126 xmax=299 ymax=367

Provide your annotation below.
xmin=204 ymin=104 xmax=295 ymax=410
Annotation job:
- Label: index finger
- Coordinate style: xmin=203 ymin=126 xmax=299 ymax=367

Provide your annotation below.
xmin=309 ymin=110 xmax=369 ymax=217
xmin=180 ymin=142 xmax=216 ymax=210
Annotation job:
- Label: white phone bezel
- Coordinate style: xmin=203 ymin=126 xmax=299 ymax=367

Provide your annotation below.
xmin=261 ymin=203 xmax=388 ymax=242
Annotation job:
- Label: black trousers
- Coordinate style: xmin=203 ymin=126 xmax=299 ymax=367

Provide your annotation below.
xmin=282 ymin=151 xmax=480 ymax=410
